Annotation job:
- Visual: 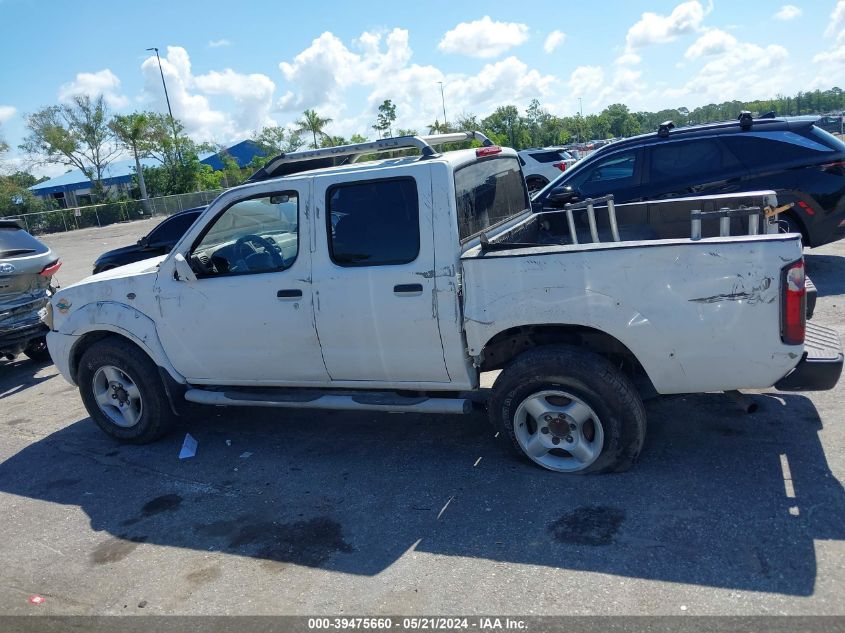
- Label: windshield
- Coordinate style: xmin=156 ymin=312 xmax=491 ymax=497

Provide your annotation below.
xmin=454 ymin=156 xmax=529 ymax=241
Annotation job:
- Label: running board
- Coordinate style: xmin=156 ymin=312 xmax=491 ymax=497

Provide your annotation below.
xmin=184 ymin=389 xmax=473 ymax=415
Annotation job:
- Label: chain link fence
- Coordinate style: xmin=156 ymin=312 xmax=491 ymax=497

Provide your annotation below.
xmin=6 ymin=190 xmax=225 ymax=235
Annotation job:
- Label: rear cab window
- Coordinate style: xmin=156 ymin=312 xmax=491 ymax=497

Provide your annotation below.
xmin=455 ymin=156 xmax=530 ymax=241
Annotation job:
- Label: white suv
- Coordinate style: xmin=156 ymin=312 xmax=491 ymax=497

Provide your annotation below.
xmin=517 ymin=148 xmax=577 ymax=193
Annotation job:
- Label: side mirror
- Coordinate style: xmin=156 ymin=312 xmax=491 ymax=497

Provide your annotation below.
xmin=547 ymin=186 xmax=578 ymax=206
xmin=137 ymin=236 xmax=149 ymax=248
xmin=172 ymin=253 xmax=197 ymax=282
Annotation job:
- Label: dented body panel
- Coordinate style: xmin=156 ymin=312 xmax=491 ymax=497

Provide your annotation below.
xmin=461 ymin=233 xmax=803 ymax=394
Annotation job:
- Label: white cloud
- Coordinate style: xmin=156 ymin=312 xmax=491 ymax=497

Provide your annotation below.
xmin=615 ymin=52 xmax=642 ymax=66
xmin=773 ymin=5 xmax=802 ymax=21
xmin=625 ymin=1 xmax=709 ymax=50
xmin=568 ymin=66 xmax=605 ymax=96
xmin=438 ymin=16 xmax=529 ymax=58
xmin=0 ymin=105 xmax=16 ymax=124
xmin=194 ymin=69 xmax=276 ymax=133
xmin=825 ymin=1 xmax=845 ymax=42
xmin=684 ymin=29 xmax=737 ymax=59
xmin=58 ymin=69 xmax=129 ymax=109
xmin=543 ymin=30 xmax=566 ymax=54
xmin=671 ymin=32 xmax=791 ymax=104
xmin=208 ymin=39 xmax=231 ymax=48
xmin=275 ymin=29 xmax=555 ymax=138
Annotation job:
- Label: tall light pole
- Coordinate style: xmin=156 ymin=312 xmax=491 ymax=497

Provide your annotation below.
xmin=437 ymin=81 xmax=448 ymax=130
xmin=578 ymin=97 xmax=583 ymax=117
xmin=146 ymin=47 xmax=181 ymax=160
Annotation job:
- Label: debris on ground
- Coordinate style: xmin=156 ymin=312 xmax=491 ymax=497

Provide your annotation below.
xmin=178 ymin=434 xmax=198 ymax=459
xmin=28 ymin=595 xmax=45 ymax=605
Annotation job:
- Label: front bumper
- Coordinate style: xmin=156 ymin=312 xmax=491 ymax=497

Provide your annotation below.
xmin=775 ymin=322 xmax=843 ymax=391
xmin=46 ymin=331 xmax=79 ymax=385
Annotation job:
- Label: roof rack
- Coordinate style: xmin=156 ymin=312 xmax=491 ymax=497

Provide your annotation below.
xmin=247 ymin=131 xmax=494 ymax=183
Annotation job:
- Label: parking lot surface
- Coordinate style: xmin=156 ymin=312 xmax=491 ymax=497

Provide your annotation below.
xmin=0 ymin=220 xmax=843 ymax=615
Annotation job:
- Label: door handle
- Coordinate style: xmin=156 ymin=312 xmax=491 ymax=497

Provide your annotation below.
xmin=277 ymin=289 xmax=302 ymax=299
xmin=394 ymin=283 xmax=423 ymax=295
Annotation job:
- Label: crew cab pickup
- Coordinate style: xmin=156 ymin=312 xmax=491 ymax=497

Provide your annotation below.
xmin=45 ymin=132 xmax=844 ymax=474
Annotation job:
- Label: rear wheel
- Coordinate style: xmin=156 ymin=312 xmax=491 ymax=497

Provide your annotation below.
xmin=78 ymin=337 xmax=176 ymax=443
xmin=490 ymin=345 xmax=647 ymax=474
xmin=23 ymin=336 xmax=51 ymax=362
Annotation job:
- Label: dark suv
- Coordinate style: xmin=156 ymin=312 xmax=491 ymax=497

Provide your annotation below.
xmin=533 ymin=115 xmax=845 ymax=247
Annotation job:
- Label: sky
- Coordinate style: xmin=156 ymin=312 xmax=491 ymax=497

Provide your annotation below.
xmin=1 ymin=0 xmax=844 ymax=177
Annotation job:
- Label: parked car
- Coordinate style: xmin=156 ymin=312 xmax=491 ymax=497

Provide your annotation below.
xmin=46 ymin=132 xmax=841 ymax=474
xmin=533 ymin=114 xmax=845 ymax=247
xmin=0 ymin=219 xmax=61 ymax=361
xmin=517 ymin=148 xmax=577 ymax=193
xmin=92 ymin=207 xmax=205 ymax=274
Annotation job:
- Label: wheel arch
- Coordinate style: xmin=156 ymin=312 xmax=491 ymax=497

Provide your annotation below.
xmin=479 ymin=324 xmax=658 ymax=398
xmin=62 ymin=302 xmax=184 ymax=386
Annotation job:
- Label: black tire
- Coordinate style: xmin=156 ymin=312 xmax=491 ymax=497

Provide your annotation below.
xmin=77 ymin=337 xmax=176 ymax=443
xmin=490 ymin=345 xmax=647 ymax=474
xmin=23 ymin=336 xmax=51 ymax=362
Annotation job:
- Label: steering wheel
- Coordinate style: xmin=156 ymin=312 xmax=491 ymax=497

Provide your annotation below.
xmin=234 ymin=234 xmax=285 ymax=270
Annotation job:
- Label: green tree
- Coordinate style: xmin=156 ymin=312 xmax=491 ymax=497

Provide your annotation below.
xmin=373 ymin=99 xmax=397 ymax=138
xmin=109 ymin=113 xmax=156 ymax=212
xmin=251 ymin=125 xmax=305 ymax=155
xmin=20 ymin=95 xmax=120 ymax=201
xmin=295 ymin=109 xmax=333 ymax=149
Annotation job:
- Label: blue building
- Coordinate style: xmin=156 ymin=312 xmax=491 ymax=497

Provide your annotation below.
xmin=29 ymin=140 xmax=266 ymax=208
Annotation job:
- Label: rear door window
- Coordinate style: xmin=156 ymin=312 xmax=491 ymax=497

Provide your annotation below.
xmin=646 ymin=138 xmax=741 ymax=186
xmin=327 ymin=178 xmax=419 ymax=266
xmin=455 ymin=157 xmax=529 ymax=240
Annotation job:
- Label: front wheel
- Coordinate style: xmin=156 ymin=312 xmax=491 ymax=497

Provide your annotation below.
xmin=490 ymin=345 xmax=647 ymax=474
xmin=78 ymin=337 xmax=176 ymax=443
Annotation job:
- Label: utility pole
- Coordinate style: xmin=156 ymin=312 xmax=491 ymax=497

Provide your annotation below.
xmin=146 ymin=47 xmax=182 ymax=160
xmin=438 ymin=81 xmax=448 ymax=129
xmin=578 ymin=97 xmax=583 ymax=117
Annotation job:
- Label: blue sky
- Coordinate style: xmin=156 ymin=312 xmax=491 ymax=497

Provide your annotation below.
xmin=1 ymin=0 xmax=844 ymax=175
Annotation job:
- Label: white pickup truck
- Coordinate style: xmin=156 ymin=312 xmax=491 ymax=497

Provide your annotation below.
xmin=46 ymin=132 xmax=843 ymax=474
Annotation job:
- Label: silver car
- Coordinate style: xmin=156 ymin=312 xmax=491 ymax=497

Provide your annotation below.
xmin=0 ymin=219 xmax=61 ymax=362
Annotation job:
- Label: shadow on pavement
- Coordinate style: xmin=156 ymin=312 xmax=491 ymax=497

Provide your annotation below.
xmin=0 ymin=391 xmax=842 ymax=595
xmin=0 ymin=357 xmax=57 ymax=400
xmin=805 ymin=253 xmax=845 ymax=296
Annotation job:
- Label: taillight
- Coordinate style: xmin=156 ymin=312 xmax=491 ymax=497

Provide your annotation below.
xmin=476 ymin=146 xmax=502 ymax=157
xmin=818 ymin=160 xmax=845 ymax=175
xmin=781 ymin=259 xmax=806 ymax=345
xmin=553 ymin=161 xmax=567 ymax=172
xmin=796 ymin=200 xmax=815 ymax=216
xmin=40 ymin=260 xmax=62 ymax=277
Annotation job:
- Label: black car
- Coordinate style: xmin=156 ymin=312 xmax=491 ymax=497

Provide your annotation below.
xmin=93 ymin=207 xmax=205 ymax=274
xmin=533 ymin=114 xmax=845 ymax=247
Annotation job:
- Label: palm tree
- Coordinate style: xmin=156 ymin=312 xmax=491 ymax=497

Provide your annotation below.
xmin=109 ymin=113 xmax=154 ymax=213
xmin=295 ymin=109 xmax=333 ymax=149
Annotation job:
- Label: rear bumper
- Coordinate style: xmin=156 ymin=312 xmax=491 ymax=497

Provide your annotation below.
xmin=0 ymin=321 xmax=48 ymax=353
xmin=775 ymin=323 xmax=843 ymax=391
